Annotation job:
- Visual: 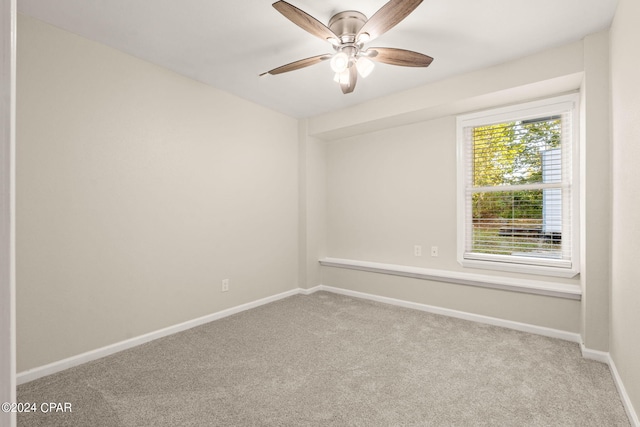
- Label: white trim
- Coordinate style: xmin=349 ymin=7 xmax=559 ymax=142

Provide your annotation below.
xmin=460 ymin=257 xmax=578 ymax=278
xmin=458 ymin=94 xmax=579 ymax=126
xmin=319 ymin=257 xmax=582 ymax=300
xmin=580 ymin=343 xmax=610 ymax=364
xmin=316 ymin=285 xmax=638 ymax=426
xmin=0 ymin=1 xmax=16 ymax=426
xmin=19 ymin=282 xmax=579 ymax=385
xmin=609 ymin=356 xmax=640 ymax=427
xmin=456 ymin=93 xmax=581 ymax=278
xmin=581 ymin=344 xmax=639 ymax=427
xmin=17 ymin=288 xmax=301 ymax=385
xmin=313 ymin=284 xmax=581 ymax=342
xmin=298 ymin=286 xmax=322 ymax=295
xmin=16 ymin=283 xmax=637 ymax=427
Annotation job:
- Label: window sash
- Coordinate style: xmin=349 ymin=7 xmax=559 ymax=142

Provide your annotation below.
xmin=464 ymin=188 xmax=571 ymax=266
xmin=457 ymin=94 xmax=578 ymax=275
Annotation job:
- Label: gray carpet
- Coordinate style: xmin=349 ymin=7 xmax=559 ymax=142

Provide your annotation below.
xmin=17 ymin=291 xmax=629 ymax=426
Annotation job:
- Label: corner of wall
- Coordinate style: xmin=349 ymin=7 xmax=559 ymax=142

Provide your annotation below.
xmin=298 ymin=120 xmax=327 ymax=289
xmin=578 ymin=29 xmax=612 ymax=352
xmin=609 ymin=0 xmax=640 ymax=422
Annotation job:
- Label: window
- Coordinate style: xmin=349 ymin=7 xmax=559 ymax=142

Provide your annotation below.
xmin=456 ymin=94 xmax=579 ymax=277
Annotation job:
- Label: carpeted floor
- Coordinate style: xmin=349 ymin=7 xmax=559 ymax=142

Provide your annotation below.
xmin=17 ymin=291 xmax=629 ymax=426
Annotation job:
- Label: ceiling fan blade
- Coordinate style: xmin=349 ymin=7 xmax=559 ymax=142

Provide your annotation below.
xmin=357 ymin=0 xmax=423 ymax=42
xmin=340 ymin=65 xmax=358 ymax=94
xmin=272 ymin=1 xmax=338 ymax=43
xmin=367 ymin=47 xmax=433 ymax=67
xmin=260 ymin=54 xmax=332 ymax=76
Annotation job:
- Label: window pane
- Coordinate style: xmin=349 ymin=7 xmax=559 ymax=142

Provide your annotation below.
xmin=473 ymin=117 xmax=562 ymax=187
xmin=458 ymin=95 xmax=577 ymax=274
xmin=471 ymin=190 xmax=562 ymax=258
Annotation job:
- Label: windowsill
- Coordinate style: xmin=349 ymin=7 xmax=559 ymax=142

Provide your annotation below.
xmin=319 ymin=257 xmax=582 ymax=300
xmin=459 ymin=257 xmax=579 ymax=278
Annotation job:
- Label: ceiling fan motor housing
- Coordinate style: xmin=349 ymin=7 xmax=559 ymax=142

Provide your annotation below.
xmin=328 ymin=11 xmax=367 ymax=44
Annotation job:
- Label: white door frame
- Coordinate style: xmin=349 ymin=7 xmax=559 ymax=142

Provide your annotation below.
xmin=1 ymin=0 xmax=17 ymax=426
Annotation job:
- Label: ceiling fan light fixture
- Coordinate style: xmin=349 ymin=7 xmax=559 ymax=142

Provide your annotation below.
xmin=330 ymin=52 xmax=350 ymax=73
xmin=334 ymin=69 xmax=350 ymax=85
xmin=356 ymin=57 xmax=375 ymax=78
xmin=356 ymin=32 xmax=370 ymax=45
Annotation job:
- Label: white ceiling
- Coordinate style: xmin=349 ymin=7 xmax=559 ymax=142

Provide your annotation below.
xmin=18 ymin=0 xmax=618 ymax=118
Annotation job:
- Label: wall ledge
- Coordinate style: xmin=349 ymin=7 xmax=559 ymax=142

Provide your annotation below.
xmin=319 ymin=257 xmax=581 ymax=300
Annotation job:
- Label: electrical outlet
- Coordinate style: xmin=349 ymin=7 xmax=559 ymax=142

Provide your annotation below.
xmin=431 ymin=246 xmax=439 ymax=257
xmin=414 ymin=245 xmax=422 ymax=256
xmin=222 ymin=279 xmax=229 ymax=292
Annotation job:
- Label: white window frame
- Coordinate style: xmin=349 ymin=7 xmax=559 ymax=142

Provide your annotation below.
xmin=456 ymin=94 xmax=580 ymax=278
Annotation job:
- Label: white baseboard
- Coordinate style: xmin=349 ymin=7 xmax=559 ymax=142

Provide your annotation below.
xmin=316 ymin=285 xmax=638 ymax=426
xmin=15 ymin=283 xmax=640 ymax=427
xmin=313 ymin=284 xmax=581 ymax=343
xmin=580 ymin=343 xmax=639 ymax=427
xmin=609 ymin=356 xmax=640 ymax=427
xmin=580 ymin=343 xmax=610 ymax=364
xmin=17 ymin=284 xmax=578 ymax=384
xmin=298 ymin=286 xmax=322 ymax=295
xmin=17 ymin=288 xmax=301 ymax=385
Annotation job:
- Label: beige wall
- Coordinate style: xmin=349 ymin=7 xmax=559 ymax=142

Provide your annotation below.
xmin=326 ymin=117 xmax=458 ymax=269
xmin=323 ymin=111 xmax=581 ymax=333
xmin=16 ymin=15 xmax=299 ymax=372
xmin=318 ymin=35 xmax=611 ymax=335
xmin=610 ymin=0 xmax=640 ymax=418
xmin=309 ymin=40 xmax=585 ymax=140
xmin=579 ymin=31 xmax=611 ymax=351
xmin=298 ymin=120 xmax=326 ymax=289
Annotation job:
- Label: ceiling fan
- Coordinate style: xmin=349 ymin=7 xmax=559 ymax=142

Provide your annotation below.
xmin=260 ymin=0 xmax=434 ymax=94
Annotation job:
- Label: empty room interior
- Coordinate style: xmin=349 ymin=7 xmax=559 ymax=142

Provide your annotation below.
xmin=1 ymin=0 xmax=639 ymax=425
